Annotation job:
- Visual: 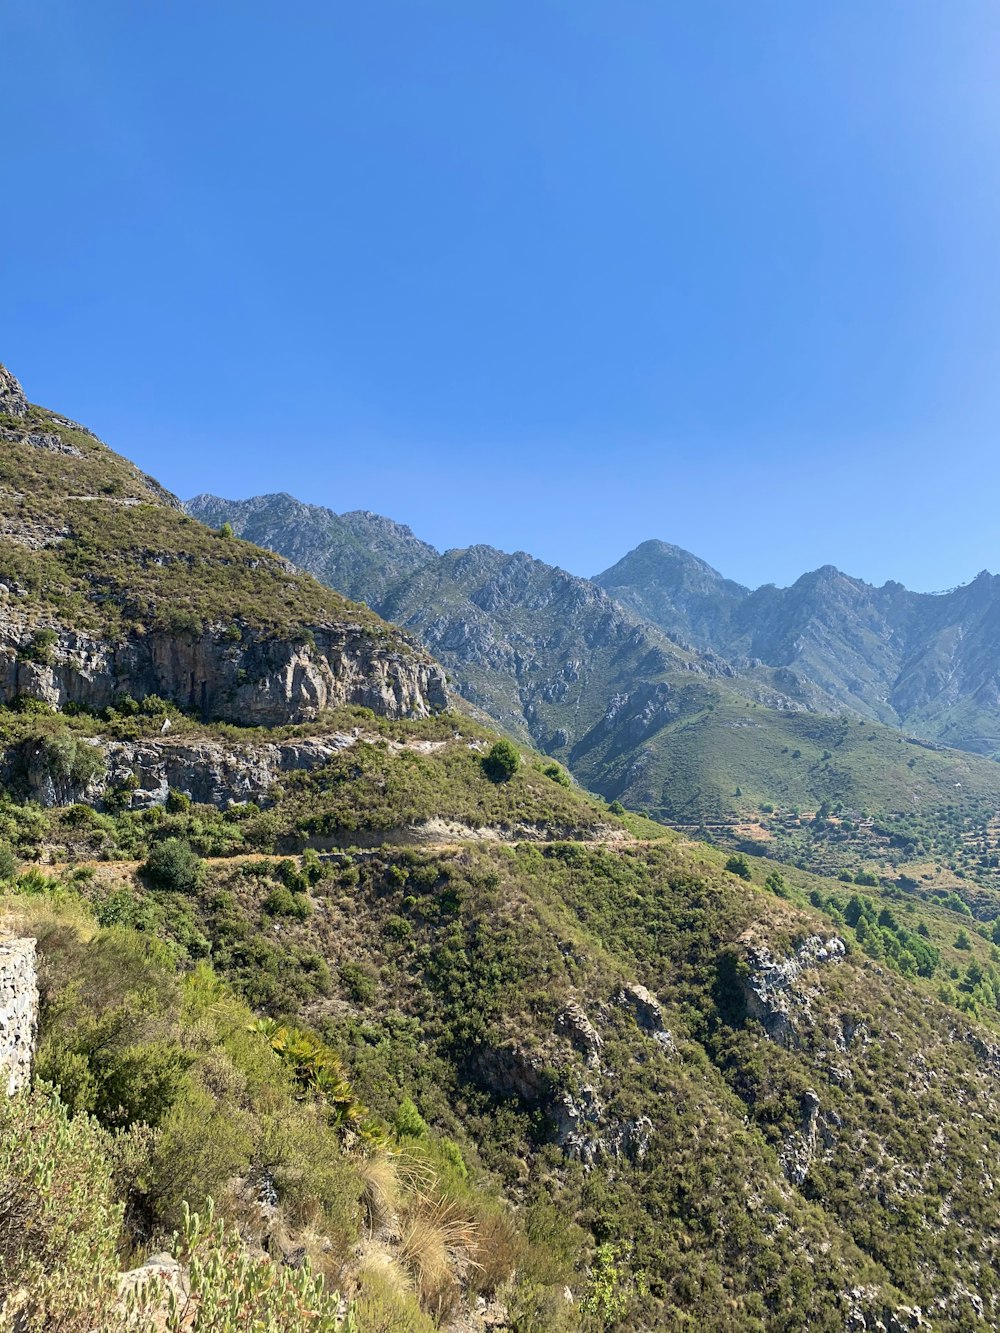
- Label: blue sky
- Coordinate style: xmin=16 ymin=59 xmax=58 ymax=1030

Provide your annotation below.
xmin=4 ymin=2 xmax=1000 ymax=592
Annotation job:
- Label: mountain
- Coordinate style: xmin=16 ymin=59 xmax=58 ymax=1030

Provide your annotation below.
xmin=9 ymin=359 xmax=1000 ymax=1329
xmin=0 ymin=367 xmax=445 ymax=725
xmin=599 ymin=543 xmax=1000 ymax=757
xmin=595 ymin=537 xmax=750 ymax=647
xmin=188 ymin=491 xmax=1000 ymax=827
xmin=186 ymin=491 xmax=437 ymax=606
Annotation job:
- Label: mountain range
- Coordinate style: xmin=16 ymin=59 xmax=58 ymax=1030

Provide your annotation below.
xmin=8 ymin=359 xmax=1000 ymax=1330
xmin=187 ymin=492 xmax=1000 ymax=820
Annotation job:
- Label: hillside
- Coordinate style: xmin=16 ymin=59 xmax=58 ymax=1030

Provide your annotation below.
xmin=11 ymin=818 xmax=1000 ymax=1330
xmin=10 ymin=363 xmax=1000 ymax=1330
xmin=0 ymin=366 xmax=445 ymax=725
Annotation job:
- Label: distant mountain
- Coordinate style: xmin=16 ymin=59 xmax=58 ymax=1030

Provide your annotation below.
xmin=599 ymin=543 xmax=1000 ymax=757
xmin=186 ymin=492 xmax=436 ymax=607
xmin=596 ymin=538 xmax=750 ymax=648
xmin=187 ymin=492 xmax=1000 ymax=822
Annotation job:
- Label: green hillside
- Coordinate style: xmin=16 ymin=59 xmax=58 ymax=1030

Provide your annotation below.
xmin=572 ymin=692 xmax=1000 ymax=825
xmin=12 ymin=823 xmax=1000 ymax=1330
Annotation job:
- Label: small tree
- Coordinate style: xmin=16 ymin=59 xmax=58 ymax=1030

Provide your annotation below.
xmin=143 ymin=837 xmax=203 ymax=893
xmin=483 ymin=739 xmax=520 ymax=783
xmin=725 ymin=853 xmax=752 ymax=881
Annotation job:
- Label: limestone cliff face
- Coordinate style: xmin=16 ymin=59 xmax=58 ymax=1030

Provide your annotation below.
xmin=0 ymin=616 xmax=447 ymax=727
xmin=0 ymin=939 xmax=38 ymax=1097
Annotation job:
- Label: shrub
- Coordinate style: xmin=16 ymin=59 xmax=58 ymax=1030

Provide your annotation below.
xmin=21 ymin=627 xmax=58 ymax=666
xmin=0 ymin=1088 xmax=124 ymax=1329
xmin=143 ymin=837 xmax=203 ymax=893
xmin=165 ymin=788 xmax=192 ymax=814
xmin=482 ymin=740 xmax=520 ymax=783
xmin=264 ymin=885 xmax=311 ymax=919
xmin=394 ymin=1096 xmax=428 ymax=1139
xmin=608 ymin=800 xmax=626 ymax=817
xmin=725 ymin=854 xmax=752 ymax=881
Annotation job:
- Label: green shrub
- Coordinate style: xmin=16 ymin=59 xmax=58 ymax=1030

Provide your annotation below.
xmin=264 ymin=884 xmax=311 ymax=919
xmin=394 ymin=1096 xmax=428 ymax=1139
xmin=21 ymin=627 xmax=58 ymax=666
xmin=725 ymin=853 xmax=752 ymax=881
xmin=483 ymin=739 xmax=520 ymax=783
xmin=143 ymin=838 xmax=203 ymax=893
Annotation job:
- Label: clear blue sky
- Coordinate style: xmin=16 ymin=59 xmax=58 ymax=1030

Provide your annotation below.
xmin=4 ymin=2 xmax=1000 ymax=592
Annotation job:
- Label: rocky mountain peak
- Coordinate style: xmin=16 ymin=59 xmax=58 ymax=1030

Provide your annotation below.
xmin=0 ymin=364 xmax=28 ymax=418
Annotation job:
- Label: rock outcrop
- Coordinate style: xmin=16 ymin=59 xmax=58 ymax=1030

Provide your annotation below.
xmin=616 ymin=982 xmax=675 ymax=1052
xmin=0 ymin=363 xmax=28 ymax=418
xmin=741 ymin=935 xmax=846 ymax=1047
xmin=9 ymin=732 xmax=359 ymax=809
xmin=0 ymin=618 xmax=447 ymax=728
xmin=0 ymin=938 xmax=38 ymax=1096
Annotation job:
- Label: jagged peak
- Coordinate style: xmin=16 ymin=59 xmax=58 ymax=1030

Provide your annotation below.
xmin=0 ymin=363 xmax=28 ymax=418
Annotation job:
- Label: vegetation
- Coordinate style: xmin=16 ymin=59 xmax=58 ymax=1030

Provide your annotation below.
xmin=0 ymin=406 xmax=392 ymax=641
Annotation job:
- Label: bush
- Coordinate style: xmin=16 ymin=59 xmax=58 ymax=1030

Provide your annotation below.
xmin=608 ymin=800 xmax=626 ymax=817
xmin=143 ymin=837 xmax=203 ymax=893
xmin=483 ymin=740 xmax=520 ymax=783
xmin=725 ymin=854 xmax=752 ymax=881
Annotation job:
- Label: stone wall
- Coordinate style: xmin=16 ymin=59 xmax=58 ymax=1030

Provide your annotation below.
xmin=0 ymin=938 xmax=38 ymax=1095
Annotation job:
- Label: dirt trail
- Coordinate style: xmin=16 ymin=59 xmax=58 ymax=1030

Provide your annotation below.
xmin=43 ymin=835 xmax=673 ymax=877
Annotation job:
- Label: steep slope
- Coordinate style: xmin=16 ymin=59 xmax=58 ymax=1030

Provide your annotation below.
xmin=187 ymin=491 xmax=437 ymax=606
xmin=9 ymin=361 xmax=1000 ymax=1330
xmin=32 ymin=829 xmax=1000 ymax=1331
xmin=0 ymin=365 xmax=445 ymax=725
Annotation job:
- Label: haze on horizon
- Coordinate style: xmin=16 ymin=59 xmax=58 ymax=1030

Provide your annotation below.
xmin=4 ymin=1 xmax=1000 ymax=594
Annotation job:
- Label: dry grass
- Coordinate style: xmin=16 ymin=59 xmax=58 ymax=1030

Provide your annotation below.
xmin=356 ymin=1153 xmax=403 ymax=1234
xmin=397 ymin=1196 xmax=481 ymax=1316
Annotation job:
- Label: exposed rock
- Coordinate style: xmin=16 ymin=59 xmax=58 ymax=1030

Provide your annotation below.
xmin=615 ymin=982 xmax=675 ymax=1052
xmin=741 ymin=935 xmax=846 ymax=1047
xmin=466 ymin=1045 xmax=553 ymax=1109
xmin=117 ymin=1252 xmax=188 ymax=1331
xmin=0 ymin=939 xmax=38 ymax=1097
xmin=844 ymin=1287 xmax=928 ymax=1331
xmin=467 ymin=1044 xmax=650 ymax=1165
xmin=0 ymin=424 xmax=83 ymax=458
xmin=0 ymin=364 xmax=27 ymax=418
xmin=554 ymin=1001 xmax=603 ymax=1066
xmin=780 ymin=1087 xmax=821 ymax=1185
xmin=0 ymin=618 xmax=447 ymax=728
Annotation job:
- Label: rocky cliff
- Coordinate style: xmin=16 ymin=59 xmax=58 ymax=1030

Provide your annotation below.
xmin=0 ymin=365 xmax=447 ymax=727
xmin=0 ymin=938 xmax=37 ymax=1096
xmin=1 ymin=616 xmax=445 ymax=728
